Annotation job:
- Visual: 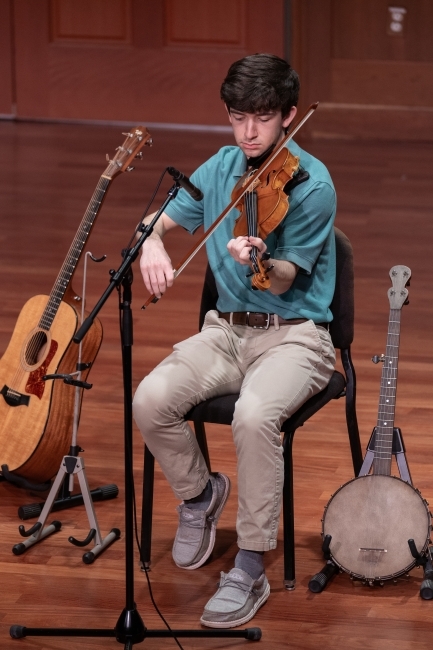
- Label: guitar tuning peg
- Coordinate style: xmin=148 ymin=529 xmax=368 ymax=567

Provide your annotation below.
xmin=126 ymin=166 xmax=135 ymax=172
xmin=135 ymin=152 xmax=143 ymax=159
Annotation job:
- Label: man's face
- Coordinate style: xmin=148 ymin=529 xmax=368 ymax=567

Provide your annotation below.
xmin=226 ymin=106 xmax=297 ymax=158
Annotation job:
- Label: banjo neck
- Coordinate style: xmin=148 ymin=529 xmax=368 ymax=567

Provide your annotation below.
xmin=373 ymin=265 xmax=411 ymax=476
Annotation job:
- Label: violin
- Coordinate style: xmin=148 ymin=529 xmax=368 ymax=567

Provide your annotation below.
xmin=231 ymin=146 xmax=300 ymax=291
xmin=142 ymin=102 xmax=319 ymax=308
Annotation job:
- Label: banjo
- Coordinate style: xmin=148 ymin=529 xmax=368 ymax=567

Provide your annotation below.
xmin=322 ymin=265 xmax=431 ymax=583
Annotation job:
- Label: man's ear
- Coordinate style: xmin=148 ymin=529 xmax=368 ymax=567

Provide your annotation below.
xmin=282 ymin=106 xmax=297 ymax=129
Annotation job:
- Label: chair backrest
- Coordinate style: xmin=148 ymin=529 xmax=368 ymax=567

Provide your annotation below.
xmin=198 ymin=227 xmax=354 ymax=350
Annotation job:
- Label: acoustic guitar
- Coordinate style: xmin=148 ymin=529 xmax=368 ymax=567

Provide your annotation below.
xmin=322 ymin=265 xmax=432 ymax=584
xmin=0 ymin=127 xmax=152 ymax=483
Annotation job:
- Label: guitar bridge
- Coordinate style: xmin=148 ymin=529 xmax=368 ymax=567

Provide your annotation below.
xmin=1 ymin=385 xmax=30 ymax=407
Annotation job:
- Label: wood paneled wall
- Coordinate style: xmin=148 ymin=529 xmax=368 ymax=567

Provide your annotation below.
xmin=0 ymin=0 xmax=284 ymax=126
xmin=0 ymin=0 xmax=14 ymax=115
xmin=292 ymin=0 xmax=433 ymax=140
xmin=1 ymin=0 xmax=433 ymax=139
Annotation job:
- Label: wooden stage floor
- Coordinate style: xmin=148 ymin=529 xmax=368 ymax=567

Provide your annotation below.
xmin=0 ymin=120 xmax=432 ymax=649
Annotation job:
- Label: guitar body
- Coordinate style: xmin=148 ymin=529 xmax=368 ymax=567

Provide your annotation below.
xmin=323 ymin=474 xmax=431 ymax=581
xmin=0 ymin=293 xmax=102 ymax=482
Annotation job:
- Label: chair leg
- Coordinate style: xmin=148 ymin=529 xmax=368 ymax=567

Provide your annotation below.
xmin=193 ymin=421 xmax=212 ymax=472
xmin=283 ymin=430 xmax=296 ymax=590
xmin=341 ymin=348 xmax=363 ymax=475
xmin=140 ymin=445 xmax=155 ymax=569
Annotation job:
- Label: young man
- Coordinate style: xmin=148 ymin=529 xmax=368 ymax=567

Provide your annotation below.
xmin=133 ymin=53 xmax=336 ymax=628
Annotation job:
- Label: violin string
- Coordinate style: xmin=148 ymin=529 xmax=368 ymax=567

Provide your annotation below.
xmin=245 ymin=190 xmax=259 ymax=273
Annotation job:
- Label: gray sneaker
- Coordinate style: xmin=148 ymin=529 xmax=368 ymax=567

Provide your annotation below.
xmin=200 ymin=568 xmax=270 ymax=628
xmin=172 ymin=472 xmax=230 ymax=570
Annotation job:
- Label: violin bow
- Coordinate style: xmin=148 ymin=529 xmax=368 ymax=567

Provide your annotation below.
xmin=142 ymin=101 xmax=319 ymax=308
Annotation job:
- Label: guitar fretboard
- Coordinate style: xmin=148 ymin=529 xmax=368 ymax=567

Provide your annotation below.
xmin=38 ymin=177 xmax=111 ymax=331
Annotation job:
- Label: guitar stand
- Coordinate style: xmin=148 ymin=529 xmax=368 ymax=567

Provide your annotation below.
xmin=12 ymin=450 xmax=120 ymax=562
xmin=16 ymin=371 xmax=118 ymax=521
xmin=309 ymin=426 xmax=433 ymax=597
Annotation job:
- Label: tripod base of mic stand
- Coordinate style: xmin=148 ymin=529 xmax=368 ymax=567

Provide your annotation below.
xmin=11 ymin=619 xmax=262 ymax=643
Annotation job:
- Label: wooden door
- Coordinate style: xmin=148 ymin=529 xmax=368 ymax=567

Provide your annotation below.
xmin=1 ymin=0 xmax=286 ymax=126
xmin=292 ymin=0 xmax=433 ymax=140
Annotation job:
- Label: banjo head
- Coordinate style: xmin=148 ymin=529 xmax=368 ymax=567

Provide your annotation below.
xmin=322 ymin=474 xmax=431 ymax=581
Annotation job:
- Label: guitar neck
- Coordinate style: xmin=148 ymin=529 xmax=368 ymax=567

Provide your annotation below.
xmin=38 ymin=176 xmax=111 ymax=331
xmin=34 ymin=125 xmax=151 ymax=332
xmin=373 ymin=307 xmax=402 ymax=476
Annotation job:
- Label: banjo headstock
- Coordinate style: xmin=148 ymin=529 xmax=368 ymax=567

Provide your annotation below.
xmin=388 ymin=265 xmax=411 ymax=310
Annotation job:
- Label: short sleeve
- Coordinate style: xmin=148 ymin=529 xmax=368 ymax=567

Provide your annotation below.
xmin=273 ymin=181 xmax=336 ymax=274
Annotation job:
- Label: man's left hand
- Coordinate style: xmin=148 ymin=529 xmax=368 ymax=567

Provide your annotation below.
xmin=227 ymin=236 xmax=267 ymax=266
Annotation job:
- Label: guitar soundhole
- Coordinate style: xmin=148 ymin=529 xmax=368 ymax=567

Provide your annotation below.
xmin=24 ymin=330 xmax=48 ymax=367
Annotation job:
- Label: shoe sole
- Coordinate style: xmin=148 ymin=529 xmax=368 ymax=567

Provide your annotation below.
xmin=176 ymin=473 xmax=231 ymax=571
xmin=199 ymin=581 xmax=270 ymax=628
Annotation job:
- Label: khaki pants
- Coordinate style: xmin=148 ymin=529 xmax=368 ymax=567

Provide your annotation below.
xmin=133 ymin=310 xmax=336 ymax=552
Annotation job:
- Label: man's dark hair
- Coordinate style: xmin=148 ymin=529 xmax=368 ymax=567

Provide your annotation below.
xmin=220 ymin=53 xmax=300 ymax=117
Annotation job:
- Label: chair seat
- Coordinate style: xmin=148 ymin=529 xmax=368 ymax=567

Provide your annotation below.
xmin=185 ymin=370 xmax=346 ymax=432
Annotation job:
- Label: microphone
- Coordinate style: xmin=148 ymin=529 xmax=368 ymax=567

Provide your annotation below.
xmin=167 ymin=167 xmax=203 ymax=202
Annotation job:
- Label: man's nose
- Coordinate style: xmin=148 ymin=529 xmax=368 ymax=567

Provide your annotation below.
xmin=244 ymin=119 xmax=257 ymax=139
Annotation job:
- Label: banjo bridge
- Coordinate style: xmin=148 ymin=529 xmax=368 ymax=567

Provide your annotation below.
xmin=359 ymin=547 xmax=388 ymax=565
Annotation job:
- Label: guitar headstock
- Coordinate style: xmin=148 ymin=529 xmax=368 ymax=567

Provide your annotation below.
xmin=388 ymin=265 xmax=411 ymax=309
xmin=103 ymin=126 xmax=152 ymax=179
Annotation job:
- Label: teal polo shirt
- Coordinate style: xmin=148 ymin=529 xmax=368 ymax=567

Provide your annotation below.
xmin=164 ymin=140 xmax=336 ymax=322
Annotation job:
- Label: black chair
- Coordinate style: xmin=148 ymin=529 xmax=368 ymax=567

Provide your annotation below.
xmin=140 ymin=227 xmax=363 ymax=589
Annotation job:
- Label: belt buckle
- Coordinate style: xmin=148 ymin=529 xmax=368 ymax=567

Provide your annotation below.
xmin=246 ymin=312 xmax=270 ymax=330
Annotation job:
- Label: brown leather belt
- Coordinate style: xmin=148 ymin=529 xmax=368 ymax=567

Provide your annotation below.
xmin=218 ymin=311 xmax=328 ymax=330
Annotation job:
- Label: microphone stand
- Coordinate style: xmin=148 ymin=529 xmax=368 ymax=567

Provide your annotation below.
xmin=10 ymin=182 xmax=261 ymax=647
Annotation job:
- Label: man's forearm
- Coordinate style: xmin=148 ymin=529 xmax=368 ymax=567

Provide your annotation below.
xmin=266 ymin=259 xmax=298 ymax=295
xmin=140 ymin=211 xmax=166 ymax=241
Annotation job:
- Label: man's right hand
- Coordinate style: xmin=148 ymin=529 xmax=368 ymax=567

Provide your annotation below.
xmin=138 ymin=211 xmax=178 ymax=297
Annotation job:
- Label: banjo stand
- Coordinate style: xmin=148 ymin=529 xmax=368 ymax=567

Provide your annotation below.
xmin=310 ymin=269 xmax=433 ymax=597
xmin=310 ymin=423 xmax=433 ymax=597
